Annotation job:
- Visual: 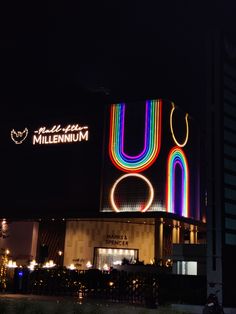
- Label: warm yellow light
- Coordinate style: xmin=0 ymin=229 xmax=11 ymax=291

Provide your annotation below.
xmin=165 ymin=259 xmax=173 ymax=267
xmin=32 ymin=124 xmax=89 ymax=145
xmin=58 ymin=250 xmax=63 ymax=256
xmin=43 ymin=260 xmax=56 ymax=268
xmin=103 ymin=264 xmax=109 ymax=271
xmin=28 ymin=260 xmax=38 ymax=271
xmin=6 ymin=260 xmax=17 ymax=268
xmin=5 ymin=249 xmax=10 ymax=255
xmin=10 ymin=128 xmax=28 ymax=144
xmin=170 ymin=102 xmax=189 ymax=147
xmin=67 ymin=263 xmax=76 ymax=270
xmin=86 ymin=261 xmax=92 ymax=268
xmin=78 ymin=291 xmax=83 ymax=300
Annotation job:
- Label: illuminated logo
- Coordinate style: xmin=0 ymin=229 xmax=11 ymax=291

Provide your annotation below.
xmin=32 ymin=124 xmax=89 ymax=145
xmin=11 ymin=128 xmax=28 ymax=144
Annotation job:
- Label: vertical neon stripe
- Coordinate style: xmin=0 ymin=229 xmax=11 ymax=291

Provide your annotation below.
xmin=166 ymin=147 xmax=189 ymax=218
xmin=109 ymin=99 xmax=162 ymax=172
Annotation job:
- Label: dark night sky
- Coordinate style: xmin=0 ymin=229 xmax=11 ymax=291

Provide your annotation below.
xmin=2 ymin=1 xmax=235 ymax=118
xmin=0 ymin=1 xmax=236 ymax=218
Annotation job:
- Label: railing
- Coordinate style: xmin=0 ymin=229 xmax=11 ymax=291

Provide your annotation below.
xmin=5 ymin=267 xmax=206 ymax=306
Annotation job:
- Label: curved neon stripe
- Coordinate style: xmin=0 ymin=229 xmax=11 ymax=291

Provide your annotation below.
xmin=170 ymin=102 xmax=189 ymax=147
xmin=166 ymin=147 xmax=189 ymax=218
xmin=110 ymin=173 xmax=154 ymax=212
xmin=109 ymin=99 xmax=162 ymax=172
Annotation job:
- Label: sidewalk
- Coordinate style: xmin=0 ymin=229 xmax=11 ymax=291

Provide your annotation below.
xmin=0 ymin=293 xmax=176 ymax=314
xmin=1 ymin=294 xmax=236 ymax=314
xmin=0 ymin=294 xmax=168 ymax=314
xmin=171 ymin=303 xmax=236 ymax=314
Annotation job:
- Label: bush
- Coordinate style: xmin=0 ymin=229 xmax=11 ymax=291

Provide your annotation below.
xmin=0 ymin=300 xmax=9 ymax=314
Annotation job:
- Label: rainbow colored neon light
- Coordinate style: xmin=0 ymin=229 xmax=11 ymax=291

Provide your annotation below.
xmin=109 ymin=99 xmax=162 ymax=172
xmin=166 ymin=146 xmax=189 ymax=218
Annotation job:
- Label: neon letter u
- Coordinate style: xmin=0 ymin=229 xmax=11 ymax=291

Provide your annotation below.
xmin=109 ymin=99 xmax=162 ymax=172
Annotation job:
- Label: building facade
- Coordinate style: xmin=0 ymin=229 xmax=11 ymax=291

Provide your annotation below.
xmin=206 ymin=32 xmax=236 ymax=307
xmin=0 ymin=98 xmax=205 ymax=278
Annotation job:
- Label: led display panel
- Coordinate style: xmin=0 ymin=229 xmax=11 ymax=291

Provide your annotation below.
xmin=101 ymin=99 xmax=200 ymax=220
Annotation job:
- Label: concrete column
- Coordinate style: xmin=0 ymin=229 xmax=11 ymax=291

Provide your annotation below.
xmin=172 ymin=222 xmax=180 ymax=244
xmin=179 ymin=224 xmax=184 ymax=243
xmin=190 ymin=225 xmax=197 ymax=244
xmin=172 ymin=226 xmax=177 ymax=243
xmin=176 ymin=223 xmax=180 ymax=243
xmin=154 ymin=218 xmax=163 ymax=260
xmin=194 ymin=226 xmax=198 ymax=244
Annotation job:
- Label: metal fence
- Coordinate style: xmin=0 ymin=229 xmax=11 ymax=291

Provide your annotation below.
xmin=6 ymin=267 xmax=206 ymax=306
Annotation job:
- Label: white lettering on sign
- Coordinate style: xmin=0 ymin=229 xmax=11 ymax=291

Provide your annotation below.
xmin=32 ymin=124 xmax=89 ymax=145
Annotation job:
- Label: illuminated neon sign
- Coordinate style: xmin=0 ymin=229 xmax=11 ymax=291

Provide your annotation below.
xmin=109 ymin=99 xmax=162 ymax=172
xmin=170 ymin=102 xmax=189 ymax=147
xmin=102 ymin=99 xmax=198 ymax=220
xmin=32 ymin=124 xmax=89 ymax=145
xmin=11 ymin=124 xmax=89 ymax=145
xmin=110 ymin=173 xmax=154 ymax=212
xmin=11 ymin=128 xmax=29 ymax=144
xmin=166 ymin=146 xmax=189 ymax=218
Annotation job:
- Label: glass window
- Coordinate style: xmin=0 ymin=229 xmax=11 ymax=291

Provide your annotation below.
xmin=224 ymin=130 xmax=236 ymax=145
xmin=224 ymin=102 xmax=236 ymax=120
xmin=224 ymin=117 xmax=236 ymax=133
xmin=225 ymin=202 xmax=236 ymax=215
xmin=224 ymin=173 xmax=236 ymax=187
xmin=224 ymin=76 xmax=236 ymax=95
xmin=224 ymin=144 xmax=236 ymax=159
xmin=224 ymin=158 xmax=236 ymax=172
xmin=224 ymin=62 xmax=236 ymax=78
xmin=177 ymin=261 xmax=197 ymax=275
xmin=94 ymin=247 xmax=138 ymax=270
xmin=225 ymin=187 xmax=236 ymax=201
xmin=225 ymin=233 xmax=236 ymax=246
xmin=225 ymin=217 xmax=236 ymax=231
xmin=224 ymin=89 xmax=236 ymax=106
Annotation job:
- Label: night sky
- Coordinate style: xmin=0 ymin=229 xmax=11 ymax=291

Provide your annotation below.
xmin=0 ymin=1 xmax=236 ymax=218
xmin=3 ymin=1 xmax=234 ymax=117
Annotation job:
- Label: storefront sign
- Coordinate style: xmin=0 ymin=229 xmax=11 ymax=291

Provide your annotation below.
xmin=72 ymin=258 xmax=85 ymax=267
xmin=33 ymin=124 xmax=89 ymax=145
xmin=11 ymin=123 xmax=89 ymax=145
xmin=106 ymin=234 xmax=128 ymax=246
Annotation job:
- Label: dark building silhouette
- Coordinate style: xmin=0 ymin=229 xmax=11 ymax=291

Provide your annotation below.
xmin=206 ymin=32 xmax=236 ymax=307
